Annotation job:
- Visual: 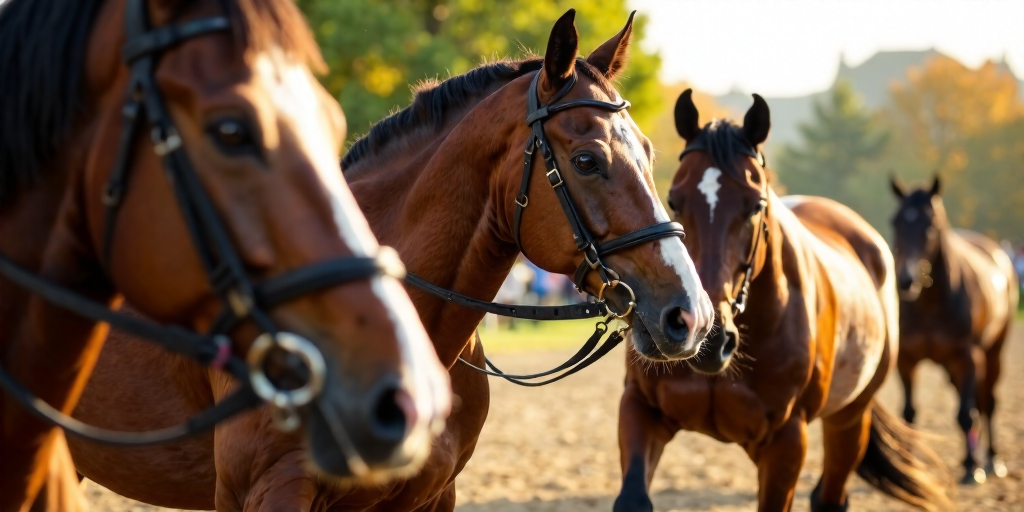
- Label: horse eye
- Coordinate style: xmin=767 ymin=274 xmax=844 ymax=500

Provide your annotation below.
xmin=571 ymin=154 xmax=599 ymax=173
xmin=208 ymin=119 xmax=256 ymax=155
xmin=667 ymin=198 xmax=676 ymax=211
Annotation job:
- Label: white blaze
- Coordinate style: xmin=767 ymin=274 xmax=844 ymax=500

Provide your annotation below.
xmin=697 ymin=167 xmax=723 ymax=222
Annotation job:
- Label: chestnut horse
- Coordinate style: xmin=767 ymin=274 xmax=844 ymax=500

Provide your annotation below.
xmin=890 ymin=176 xmax=1019 ymax=484
xmin=0 ymin=0 xmax=449 ymax=510
xmin=69 ymin=10 xmax=715 ymax=511
xmin=613 ymin=90 xmax=952 ymax=512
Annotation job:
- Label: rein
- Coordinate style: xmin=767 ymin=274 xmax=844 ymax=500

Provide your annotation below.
xmin=0 ymin=0 xmax=393 ymax=472
xmin=408 ymin=68 xmax=685 ymax=386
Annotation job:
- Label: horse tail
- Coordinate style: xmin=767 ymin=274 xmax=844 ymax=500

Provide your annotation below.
xmin=856 ymin=402 xmax=954 ymax=511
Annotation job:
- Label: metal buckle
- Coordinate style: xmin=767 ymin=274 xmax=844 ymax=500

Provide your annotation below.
xmin=546 ymin=167 xmax=564 ymax=188
xmin=515 ymin=195 xmax=529 ymax=208
xmin=151 ymin=126 xmax=182 ymax=156
xmin=584 ymin=248 xmax=601 ymax=270
xmin=247 ymin=332 xmax=327 ymax=432
xmin=597 ymin=280 xmax=636 ymax=319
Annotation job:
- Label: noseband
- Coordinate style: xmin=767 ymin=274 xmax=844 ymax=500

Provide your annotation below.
xmin=513 ymin=69 xmax=686 ymax=315
xmin=408 ymin=68 xmax=686 ymax=386
xmin=0 ymin=0 xmax=399 ymax=462
xmin=679 ymin=138 xmax=768 ymax=315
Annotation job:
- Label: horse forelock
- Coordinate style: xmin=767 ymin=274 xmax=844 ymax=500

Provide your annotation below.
xmin=0 ymin=0 xmax=321 ymax=206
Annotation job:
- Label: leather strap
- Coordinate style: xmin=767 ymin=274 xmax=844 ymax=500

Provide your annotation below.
xmin=405 ymin=273 xmax=607 ymax=320
xmin=458 ymin=325 xmax=625 ymax=387
xmin=122 ymin=17 xmax=231 ymax=63
xmin=573 ymin=222 xmax=685 ymax=287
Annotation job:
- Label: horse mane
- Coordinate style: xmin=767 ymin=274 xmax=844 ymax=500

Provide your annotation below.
xmin=688 ymin=119 xmax=763 ymax=183
xmin=0 ymin=0 xmax=323 ymax=205
xmin=342 ymin=57 xmax=615 ymax=169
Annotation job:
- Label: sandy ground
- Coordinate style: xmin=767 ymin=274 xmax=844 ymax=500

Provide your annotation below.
xmin=86 ymin=323 xmax=1024 ymax=511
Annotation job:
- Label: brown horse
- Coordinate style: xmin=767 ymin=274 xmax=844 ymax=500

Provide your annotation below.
xmin=69 ymin=10 xmax=715 ymax=511
xmin=613 ymin=90 xmax=953 ymax=512
xmin=0 ymin=0 xmax=449 ymax=510
xmin=890 ymin=176 xmax=1019 ymax=484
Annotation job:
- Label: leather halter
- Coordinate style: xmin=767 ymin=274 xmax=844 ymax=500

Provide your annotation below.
xmin=0 ymin=0 xmax=400 ymax=455
xmin=514 ymin=69 xmax=686 ymax=299
xmin=407 ymin=67 xmax=688 ymax=386
xmin=679 ymin=137 xmax=768 ymax=315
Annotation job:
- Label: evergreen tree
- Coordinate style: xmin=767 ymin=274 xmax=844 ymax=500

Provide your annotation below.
xmin=774 ymin=80 xmax=891 ymax=228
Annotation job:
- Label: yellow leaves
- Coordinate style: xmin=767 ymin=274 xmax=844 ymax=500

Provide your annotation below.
xmin=356 ymin=55 xmax=404 ymax=98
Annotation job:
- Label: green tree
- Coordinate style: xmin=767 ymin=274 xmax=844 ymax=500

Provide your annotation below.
xmin=296 ymin=0 xmax=662 ymax=143
xmin=774 ymin=80 xmax=891 ymax=228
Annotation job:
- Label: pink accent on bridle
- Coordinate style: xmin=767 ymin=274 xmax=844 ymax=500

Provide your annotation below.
xmin=210 ymin=341 xmax=232 ymax=371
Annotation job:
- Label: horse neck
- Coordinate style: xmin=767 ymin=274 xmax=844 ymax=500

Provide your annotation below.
xmin=918 ymin=227 xmax=962 ymax=303
xmin=743 ymin=191 xmax=808 ymax=331
xmin=348 ymin=82 xmax=529 ymax=366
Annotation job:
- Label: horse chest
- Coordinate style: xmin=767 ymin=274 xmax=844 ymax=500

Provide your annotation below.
xmin=654 ymin=369 xmax=804 ymax=446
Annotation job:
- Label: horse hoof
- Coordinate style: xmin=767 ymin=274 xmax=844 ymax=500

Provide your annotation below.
xmin=986 ymin=459 xmax=1008 ymax=479
xmin=612 ymin=493 xmax=654 ymax=512
xmin=960 ymin=467 xmax=987 ymax=485
xmin=810 ymin=481 xmax=849 ymax=512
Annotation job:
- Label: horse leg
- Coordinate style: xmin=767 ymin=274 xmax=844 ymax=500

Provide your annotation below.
xmin=945 ymin=353 xmax=984 ymax=484
xmin=613 ymin=383 xmax=673 ymax=512
xmin=981 ymin=334 xmax=1007 ymax=478
xmin=896 ymin=351 xmax=919 ymax=424
xmin=750 ymin=417 xmax=807 ymax=512
xmin=812 ymin=407 xmax=872 ymax=512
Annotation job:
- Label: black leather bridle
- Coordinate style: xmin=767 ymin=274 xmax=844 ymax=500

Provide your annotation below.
xmin=679 ymin=136 xmax=768 ymax=315
xmin=0 ymin=0 xmax=401 ymax=457
xmin=407 ymin=67 xmax=687 ymax=386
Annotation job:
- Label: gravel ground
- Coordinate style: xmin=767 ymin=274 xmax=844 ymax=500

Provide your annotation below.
xmin=86 ymin=323 xmax=1024 ymax=511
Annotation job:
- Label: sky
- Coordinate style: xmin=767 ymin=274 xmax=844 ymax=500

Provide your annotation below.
xmin=629 ymin=0 xmax=1024 ymax=97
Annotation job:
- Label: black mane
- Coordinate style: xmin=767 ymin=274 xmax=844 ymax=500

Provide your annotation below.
xmin=0 ymin=0 xmax=104 ymax=203
xmin=685 ymin=119 xmax=760 ymax=181
xmin=342 ymin=58 xmax=614 ymax=169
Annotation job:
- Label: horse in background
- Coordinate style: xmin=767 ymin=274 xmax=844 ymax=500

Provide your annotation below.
xmin=0 ymin=0 xmax=449 ymax=509
xmin=613 ymin=90 xmax=952 ymax=512
xmin=891 ymin=176 xmax=1019 ymax=484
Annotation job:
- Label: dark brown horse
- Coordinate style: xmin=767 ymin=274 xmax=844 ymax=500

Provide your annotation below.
xmin=890 ymin=176 xmax=1019 ymax=484
xmin=613 ymin=90 xmax=953 ymax=512
xmin=69 ymin=10 xmax=714 ymax=511
xmin=0 ymin=0 xmax=449 ymax=510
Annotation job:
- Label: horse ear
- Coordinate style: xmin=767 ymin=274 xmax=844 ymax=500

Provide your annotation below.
xmin=743 ymin=94 xmax=771 ymax=147
xmin=540 ymin=9 xmax=579 ymax=97
xmin=890 ymin=175 xmax=906 ymax=199
xmin=674 ymin=89 xmax=700 ymax=141
xmin=586 ymin=11 xmax=634 ymax=80
xmin=930 ymin=175 xmax=941 ymax=196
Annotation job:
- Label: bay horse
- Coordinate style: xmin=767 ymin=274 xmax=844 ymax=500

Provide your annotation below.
xmin=613 ymin=90 xmax=953 ymax=512
xmin=69 ymin=9 xmax=715 ymax=511
xmin=890 ymin=176 xmax=1019 ymax=484
xmin=0 ymin=0 xmax=450 ymax=510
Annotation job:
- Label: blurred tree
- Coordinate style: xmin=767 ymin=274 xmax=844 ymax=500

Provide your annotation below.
xmin=886 ymin=56 xmax=1024 ymax=236
xmin=773 ymin=80 xmax=891 ymax=227
xmin=297 ymin=0 xmax=662 ymax=144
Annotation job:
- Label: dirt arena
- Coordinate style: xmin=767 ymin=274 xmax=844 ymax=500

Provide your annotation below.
xmin=86 ymin=322 xmax=1024 ymax=511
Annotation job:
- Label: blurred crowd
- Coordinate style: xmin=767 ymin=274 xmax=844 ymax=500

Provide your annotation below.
xmin=483 ymin=258 xmax=589 ymax=331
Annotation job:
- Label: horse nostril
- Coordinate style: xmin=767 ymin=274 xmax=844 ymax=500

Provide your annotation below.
xmin=722 ymin=331 xmax=738 ymax=358
xmin=368 ymin=386 xmax=408 ymax=443
xmin=662 ymin=306 xmax=693 ymax=343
